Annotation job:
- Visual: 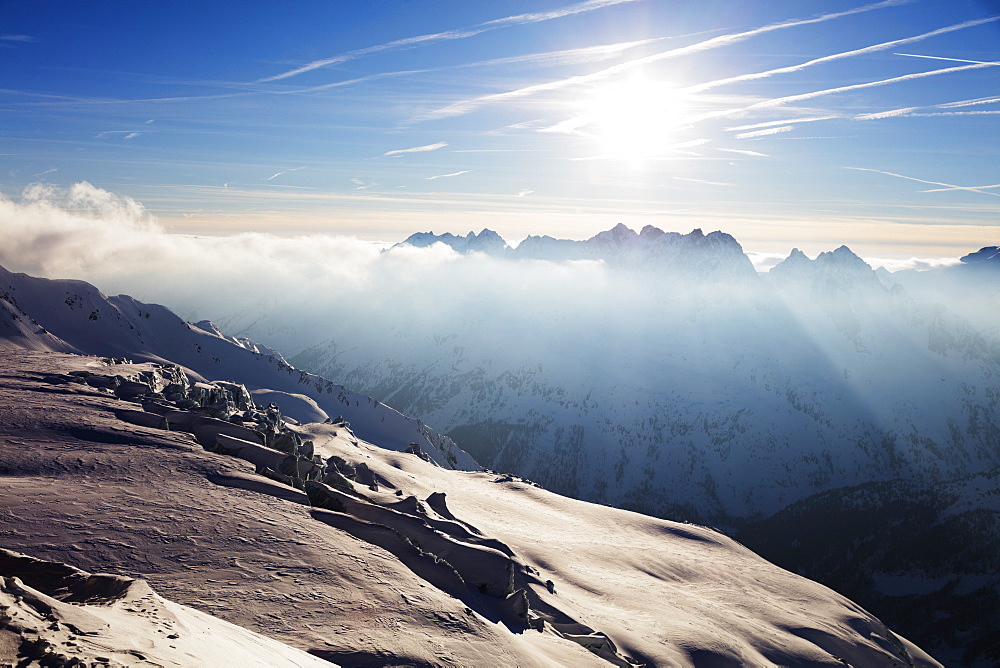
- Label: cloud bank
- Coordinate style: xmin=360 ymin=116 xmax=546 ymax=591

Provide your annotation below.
xmin=0 ymin=182 xmax=983 ymax=352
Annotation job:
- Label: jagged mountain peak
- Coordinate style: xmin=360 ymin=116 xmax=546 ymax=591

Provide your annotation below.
xmin=590 ymin=222 xmax=638 ymax=244
xmin=960 ymin=246 xmax=1000 ymax=266
xmin=393 ymin=225 xmax=754 ymax=279
xmin=468 ymin=228 xmax=503 ymax=241
xmin=639 ymin=224 xmax=666 ymax=240
xmin=816 ymin=245 xmax=869 ymax=267
xmin=770 ymin=244 xmax=876 ymax=286
xmin=395 ymin=229 xmax=507 ymax=255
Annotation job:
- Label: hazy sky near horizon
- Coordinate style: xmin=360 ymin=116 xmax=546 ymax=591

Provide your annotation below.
xmin=2 ymin=0 xmax=998 ymax=258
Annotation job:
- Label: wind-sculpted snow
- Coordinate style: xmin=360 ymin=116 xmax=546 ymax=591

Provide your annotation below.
xmin=0 ymin=549 xmax=332 ymax=668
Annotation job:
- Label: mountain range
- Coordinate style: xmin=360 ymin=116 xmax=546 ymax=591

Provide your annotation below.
xmin=2 ymin=219 xmax=997 ymax=664
xmin=256 ymin=225 xmax=995 ymax=666
xmin=0 ymin=264 xmax=945 ymax=666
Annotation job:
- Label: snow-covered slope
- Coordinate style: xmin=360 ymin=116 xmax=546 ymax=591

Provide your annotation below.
xmin=0 ymin=350 xmax=941 ymax=666
xmin=0 ymin=264 xmax=478 ymax=470
xmin=0 ymin=548 xmax=332 ymax=668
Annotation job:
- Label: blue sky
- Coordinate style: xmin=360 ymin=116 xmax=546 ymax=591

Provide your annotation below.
xmin=2 ymin=0 xmax=998 ymax=258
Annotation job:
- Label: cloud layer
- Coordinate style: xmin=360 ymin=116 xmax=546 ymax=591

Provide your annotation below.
xmin=0 ymin=183 xmax=980 ymax=344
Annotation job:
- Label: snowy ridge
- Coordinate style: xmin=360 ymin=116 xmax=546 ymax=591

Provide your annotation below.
xmin=396 ymin=223 xmax=757 ymax=278
xmin=0 ymin=264 xmax=478 ymax=470
xmin=395 ymin=228 xmax=508 ymax=255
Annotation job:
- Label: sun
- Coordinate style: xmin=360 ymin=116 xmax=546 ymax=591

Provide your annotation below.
xmin=581 ymin=75 xmax=686 ymax=161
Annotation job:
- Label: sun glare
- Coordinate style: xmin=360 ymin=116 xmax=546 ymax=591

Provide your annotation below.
xmin=583 ymin=76 xmax=686 ymax=161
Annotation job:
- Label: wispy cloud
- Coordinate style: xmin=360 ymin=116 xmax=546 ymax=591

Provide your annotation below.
xmin=264 ymin=166 xmax=306 ymax=181
xmin=938 ymin=96 xmax=1000 ymax=109
xmin=726 ymin=116 xmax=839 ymax=132
xmin=921 ymin=183 xmax=1000 ymax=193
xmin=683 ymin=17 xmax=999 ymax=94
xmin=422 ymin=0 xmax=904 ymax=119
xmin=895 ymin=52 xmax=993 ymax=65
xmin=908 ymin=110 xmax=1000 ymax=117
xmin=384 ymin=142 xmax=448 ymax=157
xmin=538 ymin=116 xmax=593 ymax=136
xmin=718 ymin=148 xmax=769 ymax=157
xmin=256 ymin=0 xmax=640 ymax=83
xmin=12 ymin=90 xmax=252 ymax=108
xmin=700 ymin=61 xmax=1000 ymax=123
xmin=459 ymin=38 xmax=663 ymax=69
xmin=855 ymin=94 xmax=1000 ymax=120
xmin=426 ymin=170 xmax=470 ymax=180
xmin=350 ymin=178 xmax=377 ymax=191
xmin=277 ymin=69 xmax=430 ymax=95
xmin=854 ymin=107 xmax=920 ymax=120
xmin=33 ymin=168 xmax=57 ymax=177
xmin=735 ymin=126 xmax=794 ymax=139
xmin=846 ymin=167 xmax=1000 ymax=197
xmin=95 ymin=130 xmax=144 ymax=139
xmin=672 ymin=176 xmax=733 ymax=187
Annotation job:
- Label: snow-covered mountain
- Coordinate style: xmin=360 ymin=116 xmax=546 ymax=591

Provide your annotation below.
xmin=0 ymin=348 xmax=941 ymax=666
xmin=886 ymin=245 xmax=1000 ymax=336
xmin=284 ymin=235 xmax=1000 ymax=525
xmin=396 ymin=224 xmax=757 ymax=279
xmin=0 ymin=264 xmax=478 ymax=470
xmin=3 ymin=224 xmax=995 ymax=664
xmin=261 ymin=229 xmax=1000 ymax=664
xmin=395 ymin=228 xmax=508 ymax=255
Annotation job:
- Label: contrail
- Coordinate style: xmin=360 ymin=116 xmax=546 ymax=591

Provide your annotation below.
xmin=846 ymin=167 xmax=1000 ymax=197
xmin=426 ymin=170 xmax=470 ymax=180
xmin=718 ymin=148 xmax=769 ymax=157
xmin=735 ymin=126 xmax=793 ymax=139
xmin=384 ymin=142 xmax=448 ymax=157
xmin=896 ymin=52 xmax=994 ymax=65
xmin=855 ymin=107 xmax=922 ymax=120
xmin=257 ymin=0 xmax=640 ymax=83
xmin=422 ymin=0 xmax=907 ymax=119
xmin=683 ymin=17 xmax=999 ymax=94
xmin=697 ymin=61 xmax=1000 ymax=123
xmin=921 ymin=183 xmax=1000 ymax=193
xmin=726 ymin=116 xmax=839 ymax=131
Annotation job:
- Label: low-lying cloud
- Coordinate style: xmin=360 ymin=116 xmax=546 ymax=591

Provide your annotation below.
xmin=0 ymin=182 xmax=983 ymax=362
